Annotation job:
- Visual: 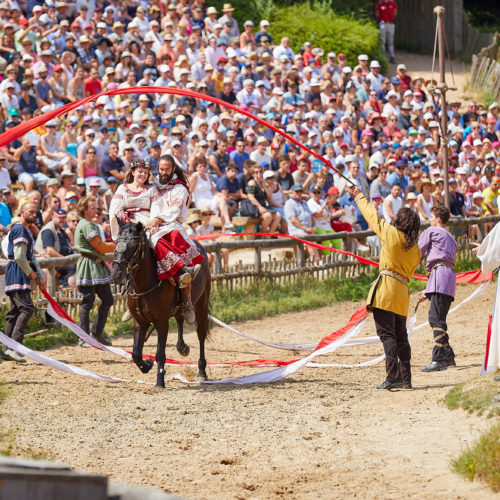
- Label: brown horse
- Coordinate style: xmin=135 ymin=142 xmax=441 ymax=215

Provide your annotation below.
xmin=111 ymin=220 xmax=211 ymax=387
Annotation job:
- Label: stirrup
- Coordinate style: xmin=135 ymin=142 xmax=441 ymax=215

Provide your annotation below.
xmin=178 ymin=272 xmax=192 ymax=289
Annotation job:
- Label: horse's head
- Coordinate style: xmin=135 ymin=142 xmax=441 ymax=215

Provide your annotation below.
xmin=111 ymin=219 xmax=147 ymax=284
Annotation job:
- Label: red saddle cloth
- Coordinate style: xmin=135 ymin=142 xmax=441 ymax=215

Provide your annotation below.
xmin=154 ymin=230 xmax=204 ymax=280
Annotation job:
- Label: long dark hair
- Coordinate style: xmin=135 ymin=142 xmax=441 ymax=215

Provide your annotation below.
xmin=394 ymin=207 xmax=420 ymax=251
xmin=159 ymin=154 xmax=189 ymax=187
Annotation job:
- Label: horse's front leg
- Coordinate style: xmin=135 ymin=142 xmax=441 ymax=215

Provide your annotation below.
xmin=175 ymin=316 xmax=190 ymax=357
xmin=155 ymin=322 xmax=169 ymax=388
xmin=132 ymin=319 xmax=153 ymax=374
xmin=196 ymin=293 xmax=209 ymax=381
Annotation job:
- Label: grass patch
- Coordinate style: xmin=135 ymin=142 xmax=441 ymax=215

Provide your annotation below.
xmin=0 ymin=255 xmax=484 ymax=347
xmin=444 ymin=375 xmax=500 ymax=418
xmin=210 ymin=271 xmax=426 ymax=324
xmin=452 ymin=423 xmax=500 ymax=492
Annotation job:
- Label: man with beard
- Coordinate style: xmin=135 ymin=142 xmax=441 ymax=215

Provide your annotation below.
xmin=149 ymin=155 xmax=203 ymax=324
xmin=3 ymin=202 xmax=43 ymax=363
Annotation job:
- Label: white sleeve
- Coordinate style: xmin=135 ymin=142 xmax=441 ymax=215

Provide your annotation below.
xmin=109 ymin=185 xmax=126 ymax=240
xmin=151 ymin=184 xmax=188 ymax=225
xmin=477 ymin=222 xmax=500 ymax=274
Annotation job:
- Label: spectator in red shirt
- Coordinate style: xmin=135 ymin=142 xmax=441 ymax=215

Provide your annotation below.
xmin=84 ymin=68 xmax=102 ymax=96
xmin=376 ymin=0 xmax=398 ymax=64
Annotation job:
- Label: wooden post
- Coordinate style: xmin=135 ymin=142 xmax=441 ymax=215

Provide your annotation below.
xmin=254 ymin=246 xmax=261 ymax=283
xmin=434 ymin=5 xmax=450 ymax=210
xmin=46 ymin=267 xmax=57 ymax=297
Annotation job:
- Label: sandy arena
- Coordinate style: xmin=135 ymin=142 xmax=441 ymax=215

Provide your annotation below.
xmin=0 ymin=283 xmax=498 ymax=499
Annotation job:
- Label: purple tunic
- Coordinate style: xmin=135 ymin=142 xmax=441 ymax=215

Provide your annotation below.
xmin=418 ymin=226 xmax=457 ymax=298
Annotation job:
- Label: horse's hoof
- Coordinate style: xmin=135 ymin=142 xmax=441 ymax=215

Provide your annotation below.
xmin=197 ymin=372 xmax=208 ymax=382
xmin=140 ymin=358 xmax=154 ymax=373
xmin=177 ymin=343 xmax=190 ymax=357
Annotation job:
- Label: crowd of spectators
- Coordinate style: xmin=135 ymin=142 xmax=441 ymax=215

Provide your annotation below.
xmin=0 ymin=0 xmax=499 ymax=272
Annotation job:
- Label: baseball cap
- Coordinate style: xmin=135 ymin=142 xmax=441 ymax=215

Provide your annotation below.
xmin=327 ymin=186 xmax=339 ymax=195
xmin=291 ymin=183 xmax=304 ymax=191
xmin=263 ymin=170 xmax=275 ymax=180
xmin=64 ymin=191 xmax=77 ymax=200
xmin=54 ymin=208 xmax=67 ymax=218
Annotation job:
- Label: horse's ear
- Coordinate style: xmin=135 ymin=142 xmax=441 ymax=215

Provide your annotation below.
xmin=136 ymin=221 xmax=143 ymax=232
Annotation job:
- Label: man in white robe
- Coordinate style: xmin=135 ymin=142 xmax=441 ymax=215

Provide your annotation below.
xmin=476 ymin=223 xmax=500 ymax=378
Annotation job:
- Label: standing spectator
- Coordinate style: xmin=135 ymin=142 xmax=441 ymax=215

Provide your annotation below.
xmin=376 ymin=0 xmax=398 ymax=63
xmin=35 ymin=208 xmax=76 ymax=288
xmin=3 ymin=202 xmax=43 ymax=363
xmin=74 ymin=196 xmax=115 ymax=347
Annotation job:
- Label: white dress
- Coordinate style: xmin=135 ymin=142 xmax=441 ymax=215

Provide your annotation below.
xmin=192 ymin=172 xmax=218 ymax=211
xmin=417 ymin=193 xmax=434 ymax=222
xmin=109 ymin=183 xmax=157 ymax=242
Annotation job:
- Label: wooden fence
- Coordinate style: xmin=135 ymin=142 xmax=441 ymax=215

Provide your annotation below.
xmin=470 ymin=33 xmax=500 ymax=100
xmin=0 ymin=215 xmax=497 ymax=320
xmin=395 ymin=0 xmax=496 ymax=58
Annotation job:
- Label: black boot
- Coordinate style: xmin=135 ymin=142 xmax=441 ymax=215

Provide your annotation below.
xmin=92 ymin=332 xmax=112 ymax=346
xmin=421 ymin=360 xmax=447 ymax=372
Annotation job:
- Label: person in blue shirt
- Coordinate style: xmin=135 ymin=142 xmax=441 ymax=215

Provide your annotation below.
xmin=386 ymin=160 xmax=408 ymax=194
xmin=229 ymin=140 xmax=249 ymax=173
xmin=0 ymin=187 xmax=13 ymax=229
xmin=216 ymin=164 xmax=243 ymax=224
xmin=3 ymin=202 xmax=43 ymax=362
xmin=12 ymin=138 xmax=49 ymax=193
xmin=339 ymin=189 xmax=368 ymax=230
xmin=284 ymin=184 xmax=320 ymax=262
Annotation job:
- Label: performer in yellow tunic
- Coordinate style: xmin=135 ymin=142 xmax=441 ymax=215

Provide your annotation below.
xmin=351 ymin=186 xmax=421 ymax=390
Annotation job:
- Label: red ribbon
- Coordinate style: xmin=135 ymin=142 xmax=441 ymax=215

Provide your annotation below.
xmin=0 ymin=86 xmax=340 ymax=177
xmin=195 ymin=231 xmax=493 ymax=284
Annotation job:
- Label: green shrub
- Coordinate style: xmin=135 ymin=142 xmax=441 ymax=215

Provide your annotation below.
xmin=268 ymin=1 xmax=386 ymax=72
xmin=208 ymin=1 xmax=385 ymax=71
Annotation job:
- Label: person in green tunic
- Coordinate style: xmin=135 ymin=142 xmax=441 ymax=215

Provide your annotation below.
xmin=74 ymin=195 xmax=116 ymax=346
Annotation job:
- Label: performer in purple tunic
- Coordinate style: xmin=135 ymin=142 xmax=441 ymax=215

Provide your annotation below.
xmin=418 ymin=205 xmax=457 ymax=372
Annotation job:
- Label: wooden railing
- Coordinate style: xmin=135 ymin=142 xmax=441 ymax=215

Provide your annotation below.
xmin=0 ymin=215 xmax=497 ymax=319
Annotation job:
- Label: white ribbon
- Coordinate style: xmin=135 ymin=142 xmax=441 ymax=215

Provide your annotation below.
xmin=0 ymin=282 xmax=489 ymax=386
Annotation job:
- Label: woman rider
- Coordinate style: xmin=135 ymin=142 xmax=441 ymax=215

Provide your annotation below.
xmin=109 ymin=159 xmax=202 ymax=324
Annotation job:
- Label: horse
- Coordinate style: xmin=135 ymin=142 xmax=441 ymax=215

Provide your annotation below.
xmin=111 ymin=219 xmax=211 ymax=387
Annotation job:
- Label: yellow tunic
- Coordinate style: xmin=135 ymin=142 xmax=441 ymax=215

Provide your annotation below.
xmin=355 ymin=194 xmax=421 ymax=317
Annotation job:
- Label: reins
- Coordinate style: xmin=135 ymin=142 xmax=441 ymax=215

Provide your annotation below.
xmin=114 ymin=231 xmax=164 ymax=299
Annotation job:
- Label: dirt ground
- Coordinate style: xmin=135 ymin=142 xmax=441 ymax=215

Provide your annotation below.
xmin=0 ymin=51 xmax=496 ymax=499
xmin=0 ymin=282 xmax=498 ymax=500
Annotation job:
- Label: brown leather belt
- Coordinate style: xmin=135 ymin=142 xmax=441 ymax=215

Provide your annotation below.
xmin=427 ymin=261 xmax=454 ymax=277
xmin=80 ymin=252 xmax=104 ymax=265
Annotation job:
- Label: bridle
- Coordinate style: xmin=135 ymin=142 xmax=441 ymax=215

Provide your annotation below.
xmin=113 ymin=230 xmax=162 ymax=299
